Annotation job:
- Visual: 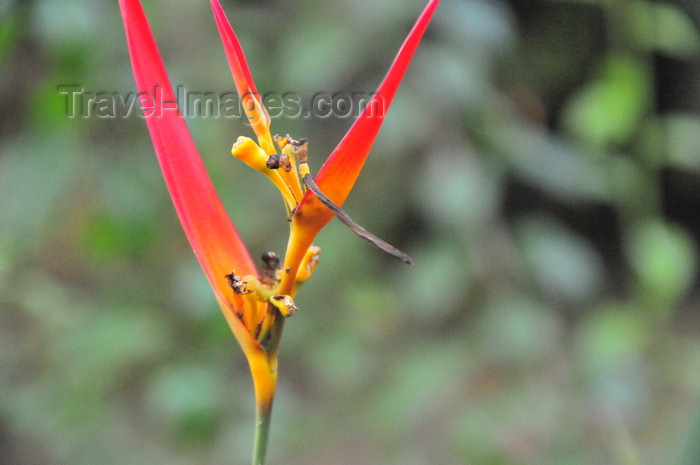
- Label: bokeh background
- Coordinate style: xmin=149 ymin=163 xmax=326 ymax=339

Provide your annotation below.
xmin=2 ymin=0 xmax=700 ymax=463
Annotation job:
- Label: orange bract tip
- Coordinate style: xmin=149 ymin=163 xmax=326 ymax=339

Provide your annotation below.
xmin=211 ymin=0 xmax=276 ymax=154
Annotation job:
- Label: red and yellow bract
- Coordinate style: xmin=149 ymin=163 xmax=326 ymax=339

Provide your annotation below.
xmin=118 ymin=0 xmax=439 ymax=461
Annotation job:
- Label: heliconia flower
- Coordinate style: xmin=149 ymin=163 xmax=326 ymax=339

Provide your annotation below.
xmin=118 ymin=0 xmax=439 ymax=463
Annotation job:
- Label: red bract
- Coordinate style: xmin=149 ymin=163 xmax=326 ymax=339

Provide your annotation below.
xmin=118 ymin=0 xmax=260 ymax=353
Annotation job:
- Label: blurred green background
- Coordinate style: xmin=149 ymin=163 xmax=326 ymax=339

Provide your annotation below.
xmin=2 ymin=0 xmax=700 ymax=463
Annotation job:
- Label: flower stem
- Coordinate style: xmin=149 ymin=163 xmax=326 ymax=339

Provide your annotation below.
xmin=248 ymin=312 xmax=282 ymax=465
xmin=252 ymin=402 xmax=272 ymax=465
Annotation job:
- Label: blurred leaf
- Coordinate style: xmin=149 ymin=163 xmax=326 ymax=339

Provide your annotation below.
xmin=626 ymin=218 xmax=697 ymax=313
xmin=397 ymin=237 xmax=472 ymax=320
xmin=484 ymin=106 xmax=612 ymax=202
xmin=631 ymin=1 xmax=700 ymax=57
xmin=418 ymin=146 xmax=500 ymax=231
xmin=366 ymin=342 xmax=471 ymax=437
xmin=146 ymin=363 xmax=226 ymax=443
xmin=607 ymin=155 xmax=650 ymax=211
xmin=278 ymin=21 xmax=359 ymax=95
xmin=477 ymin=293 xmax=561 ymax=364
xmin=0 ymin=8 xmax=19 ymax=64
xmin=80 ymin=212 xmax=155 ymax=260
xmin=574 ymin=302 xmax=652 ymax=412
xmin=438 ymin=0 xmax=515 ymax=48
xmin=146 ymin=361 xmax=230 ymax=442
xmin=662 ymin=113 xmax=700 ymax=172
xmin=516 ymin=217 xmax=605 ymax=304
xmin=35 ymin=0 xmax=103 ymax=49
xmin=562 ymin=53 xmax=651 ymax=149
xmin=56 ymin=306 xmax=172 ymax=393
xmin=0 ymin=134 xmax=77 ymax=260
xmin=306 ymin=329 xmax=377 ymax=393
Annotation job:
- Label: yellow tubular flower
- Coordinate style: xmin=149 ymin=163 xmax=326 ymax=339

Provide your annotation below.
xmin=231 ymin=136 xmax=299 ymax=212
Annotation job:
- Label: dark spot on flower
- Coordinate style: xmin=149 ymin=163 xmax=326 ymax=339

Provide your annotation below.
xmin=261 ymin=252 xmax=280 ymax=282
xmin=266 ymin=154 xmax=280 ymax=169
xmin=225 ymin=270 xmax=252 ymax=294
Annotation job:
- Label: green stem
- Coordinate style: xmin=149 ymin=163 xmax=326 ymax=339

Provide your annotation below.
xmin=250 ymin=310 xmax=283 ymax=465
xmin=252 ymin=402 xmax=272 ymax=465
